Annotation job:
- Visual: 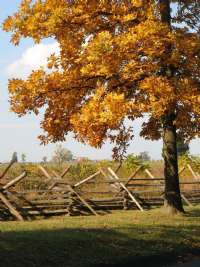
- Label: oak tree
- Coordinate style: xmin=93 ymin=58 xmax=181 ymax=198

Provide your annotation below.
xmin=4 ymin=0 xmax=200 ymax=213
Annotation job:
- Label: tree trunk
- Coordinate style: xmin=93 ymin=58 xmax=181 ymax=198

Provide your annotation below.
xmin=163 ymin=113 xmax=184 ymax=214
xmin=159 ymin=0 xmax=184 ymax=214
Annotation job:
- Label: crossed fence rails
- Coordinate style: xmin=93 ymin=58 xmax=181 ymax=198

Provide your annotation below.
xmin=0 ymin=154 xmax=200 ymax=221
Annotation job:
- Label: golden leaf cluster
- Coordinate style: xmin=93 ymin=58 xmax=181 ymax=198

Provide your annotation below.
xmin=3 ymin=0 xmax=200 ymax=158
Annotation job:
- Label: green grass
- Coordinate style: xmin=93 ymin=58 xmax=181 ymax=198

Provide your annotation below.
xmin=0 ymin=206 xmax=200 ymax=267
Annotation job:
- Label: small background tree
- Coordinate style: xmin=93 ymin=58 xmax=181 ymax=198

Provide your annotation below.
xmin=21 ymin=153 xmax=26 ymax=163
xmin=138 ymin=151 xmax=151 ymax=163
xmin=51 ymin=144 xmax=73 ymax=165
xmin=42 ymin=156 xmax=48 ymax=164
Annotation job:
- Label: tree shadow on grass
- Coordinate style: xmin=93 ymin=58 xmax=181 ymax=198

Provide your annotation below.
xmin=0 ymin=222 xmax=199 ymax=267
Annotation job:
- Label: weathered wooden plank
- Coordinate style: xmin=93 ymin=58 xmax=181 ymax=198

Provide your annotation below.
xmin=61 ymin=165 xmax=71 ymax=178
xmin=38 ymin=165 xmax=52 ymax=181
xmin=51 ymin=170 xmax=62 ymax=180
xmin=179 ymin=165 xmax=186 ymax=175
xmin=100 ymin=168 xmax=120 ymax=191
xmin=127 ymin=178 xmax=164 ymax=182
xmin=126 ymin=184 xmax=163 ymax=187
xmin=0 ymin=192 xmax=23 ymax=221
xmin=125 ymin=166 xmax=143 ymax=185
xmin=68 ymin=186 xmax=98 ymax=216
xmin=144 ymin=169 xmax=155 ymax=179
xmin=108 ymin=168 xmax=144 ymax=211
xmin=114 ymin=163 xmax=122 ymax=174
xmin=47 ymin=170 xmax=99 ymax=216
xmin=23 ymin=209 xmax=69 ymax=215
xmin=80 ymin=191 xmax=116 ymax=194
xmin=181 ymin=193 xmax=193 ymax=207
xmin=3 ymin=172 xmax=27 ymax=190
xmin=180 ymin=181 xmax=200 ymax=185
xmin=15 ymin=188 xmax=69 ymax=194
xmin=74 ymin=171 xmax=101 ymax=187
xmin=0 ymin=153 xmax=18 ymax=180
xmin=144 ymin=166 xmax=193 ymax=207
xmin=187 ymin=164 xmax=199 ymax=180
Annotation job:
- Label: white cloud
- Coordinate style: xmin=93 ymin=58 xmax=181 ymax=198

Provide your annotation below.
xmin=6 ymin=42 xmax=60 ymax=78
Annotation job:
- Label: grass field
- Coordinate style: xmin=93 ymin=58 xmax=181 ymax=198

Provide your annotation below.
xmin=0 ymin=206 xmax=200 ymax=267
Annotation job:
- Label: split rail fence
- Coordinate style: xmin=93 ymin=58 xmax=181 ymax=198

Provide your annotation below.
xmin=0 ymin=155 xmax=200 ymax=221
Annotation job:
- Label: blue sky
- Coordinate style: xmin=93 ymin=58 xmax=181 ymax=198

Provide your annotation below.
xmin=0 ymin=1 xmax=199 ymax=162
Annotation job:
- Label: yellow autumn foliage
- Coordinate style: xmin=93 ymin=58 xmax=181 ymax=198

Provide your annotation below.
xmin=3 ymin=0 xmax=200 ymax=158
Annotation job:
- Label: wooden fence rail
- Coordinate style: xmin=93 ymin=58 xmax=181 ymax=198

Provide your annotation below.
xmin=0 ymin=160 xmax=200 ymax=221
